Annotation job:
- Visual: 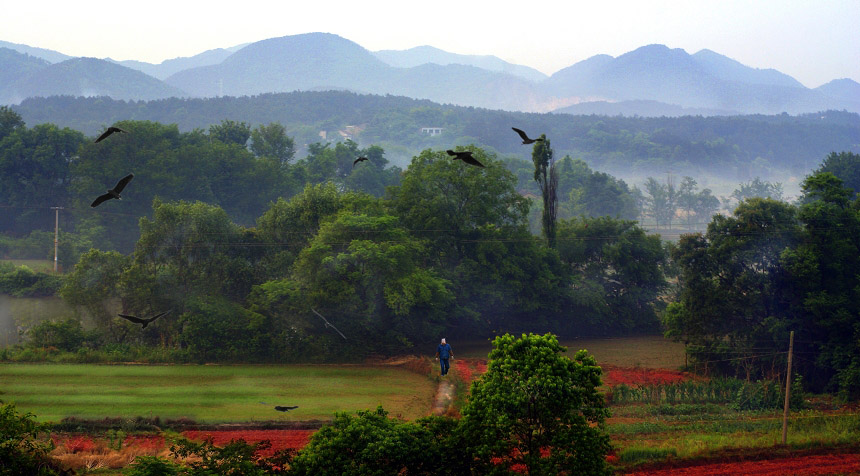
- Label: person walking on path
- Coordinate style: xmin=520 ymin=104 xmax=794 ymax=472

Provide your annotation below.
xmin=435 ymin=338 xmax=453 ymax=376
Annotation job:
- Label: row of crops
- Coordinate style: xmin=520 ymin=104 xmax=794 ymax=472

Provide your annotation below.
xmin=610 ymin=377 xmax=805 ymax=410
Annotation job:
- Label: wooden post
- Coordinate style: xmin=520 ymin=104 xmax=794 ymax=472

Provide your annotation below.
xmin=781 ymin=330 xmax=794 ymax=444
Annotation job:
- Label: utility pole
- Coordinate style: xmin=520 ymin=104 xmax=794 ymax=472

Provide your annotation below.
xmin=50 ymin=207 xmax=63 ymax=272
xmin=781 ymin=330 xmax=794 ymax=444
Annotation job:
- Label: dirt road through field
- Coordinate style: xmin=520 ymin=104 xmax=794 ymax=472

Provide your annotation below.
xmin=431 ymin=376 xmax=455 ymax=415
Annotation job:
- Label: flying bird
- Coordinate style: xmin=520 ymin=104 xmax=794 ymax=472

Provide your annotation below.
xmin=446 ymin=149 xmax=485 ymax=168
xmin=94 ymin=126 xmax=128 ymax=143
xmin=117 ymin=310 xmax=171 ymax=329
xmin=512 ymin=127 xmax=544 ymax=145
xmin=353 ymin=156 xmax=368 ymax=167
xmin=311 ymin=308 xmax=347 ymax=340
xmin=91 ymin=173 xmax=134 ymax=207
xmin=274 ymin=406 xmax=298 ymax=412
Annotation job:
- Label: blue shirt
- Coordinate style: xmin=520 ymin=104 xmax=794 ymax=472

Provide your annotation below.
xmin=437 ymin=343 xmax=452 ymax=359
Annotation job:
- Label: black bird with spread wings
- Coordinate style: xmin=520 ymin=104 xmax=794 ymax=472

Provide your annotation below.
xmin=91 ymin=173 xmax=134 ymax=208
xmin=353 ymin=156 xmax=368 ymax=167
xmin=512 ymin=127 xmax=544 ymax=145
xmin=117 ymin=310 xmax=170 ymax=329
xmin=274 ymin=405 xmax=298 ymax=412
xmin=446 ymin=150 xmax=485 ymax=168
xmin=95 ymin=126 xmax=128 ymax=143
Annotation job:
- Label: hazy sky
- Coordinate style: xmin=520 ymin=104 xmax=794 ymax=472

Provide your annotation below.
xmin=5 ymin=0 xmax=858 ymax=88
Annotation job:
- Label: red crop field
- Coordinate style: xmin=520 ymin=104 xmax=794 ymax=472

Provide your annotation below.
xmin=454 ymin=358 xmax=487 ymax=386
xmin=626 ymin=452 xmax=860 ymax=476
xmin=182 ymin=429 xmax=315 ymax=457
xmin=602 ymin=365 xmax=692 ymax=387
xmin=52 ymin=434 xmax=96 ymax=453
xmin=454 ymin=359 xmax=689 ymax=389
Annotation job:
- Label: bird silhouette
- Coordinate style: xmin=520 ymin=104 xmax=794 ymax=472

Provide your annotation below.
xmin=353 ymin=156 xmax=368 ymax=167
xmin=117 ymin=310 xmax=170 ymax=329
xmin=91 ymin=173 xmax=134 ymax=207
xmin=94 ymin=126 xmax=128 ymax=143
xmin=446 ymin=150 xmax=485 ymax=168
xmin=512 ymin=127 xmax=544 ymax=144
xmin=274 ymin=406 xmax=298 ymax=412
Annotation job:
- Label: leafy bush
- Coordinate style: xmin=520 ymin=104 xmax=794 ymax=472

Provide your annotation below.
xmin=25 ymin=318 xmax=95 ymax=352
xmin=0 ymin=265 xmax=62 ymax=297
xmin=126 ymin=455 xmax=180 ymax=476
xmin=290 ymin=406 xmax=442 ymax=476
xmin=0 ymin=401 xmax=61 ymax=476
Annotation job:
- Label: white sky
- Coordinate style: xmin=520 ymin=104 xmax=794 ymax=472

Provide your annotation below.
xmin=4 ymin=0 xmax=858 ymax=88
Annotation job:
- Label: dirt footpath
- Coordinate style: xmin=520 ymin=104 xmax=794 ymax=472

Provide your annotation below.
xmin=431 ymin=375 xmax=455 ymax=415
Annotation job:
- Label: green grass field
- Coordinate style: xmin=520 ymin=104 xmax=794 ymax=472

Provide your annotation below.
xmin=0 ymin=363 xmax=436 ymax=423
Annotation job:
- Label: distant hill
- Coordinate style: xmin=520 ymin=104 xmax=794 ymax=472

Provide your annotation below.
xmin=1 ymin=34 xmax=858 ymax=115
xmin=691 ymin=49 xmax=804 ymax=88
xmin=374 ymin=45 xmax=547 ymax=83
xmin=110 ymin=43 xmax=248 ymax=80
xmin=385 ymin=62 xmax=544 ymax=111
xmin=4 ymin=57 xmax=187 ymax=103
xmin=816 ymin=78 xmax=860 ymax=103
xmin=552 ymin=99 xmax=736 ymax=117
xmin=165 ymin=33 xmax=545 ymax=111
xmin=0 ymin=40 xmax=72 ymax=63
xmin=165 ymin=33 xmax=391 ymax=97
xmin=544 ymin=44 xmax=854 ymax=115
xmin=0 ymin=48 xmax=50 ymax=103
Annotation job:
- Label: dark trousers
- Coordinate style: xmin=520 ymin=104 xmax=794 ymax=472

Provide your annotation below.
xmin=440 ymin=358 xmax=450 ymax=375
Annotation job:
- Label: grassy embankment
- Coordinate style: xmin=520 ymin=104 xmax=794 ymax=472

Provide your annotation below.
xmin=1 ymin=258 xmax=55 ymax=272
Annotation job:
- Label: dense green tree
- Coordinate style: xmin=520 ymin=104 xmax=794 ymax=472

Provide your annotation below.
xmin=256 ymin=182 xmax=383 ymax=275
xmin=814 ymin=151 xmax=860 ymax=198
xmin=459 ymin=333 xmax=611 ymax=475
xmin=250 ymin=122 xmax=295 ymax=165
xmin=0 ymin=105 xmax=25 ymax=141
xmin=453 ymin=225 xmax=569 ymax=335
xmin=177 ymin=297 xmax=269 ymax=362
xmin=343 ymin=145 xmax=402 ymax=197
xmin=288 ymin=212 xmax=453 ymax=351
xmin=782 ymin=172 xmax=860 ymax=396
xmin=553 ymin=156 xmax=638 ymax=220
xmin=390 ymin=147 xmax=529 ymax=262
xmin=132 ymin=199 xmax=254 ymax=304
xmin=0 ymin=123 xmax=85 ymax=233
xmin=557 ymin=217 xmax=667 ymax=332
xmin=208 ymin=119 xmax=251 ymax=146
xmin=664 ymin=197 xmax=801 ymax=379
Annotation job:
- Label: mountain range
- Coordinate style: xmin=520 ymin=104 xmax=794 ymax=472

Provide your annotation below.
xmin=1 ymin=33 xmax=858 ymax=116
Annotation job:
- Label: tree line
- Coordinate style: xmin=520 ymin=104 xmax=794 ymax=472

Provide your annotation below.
xmin=664 ymin=152 xmax=860 ymax=398
xmin=46 ymin=143 xmax=667 ymax=362
xmin=2 ymin=105 xmax=795 ymax=265
xmin=12 ymin=92 xmax=859 ymax=179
